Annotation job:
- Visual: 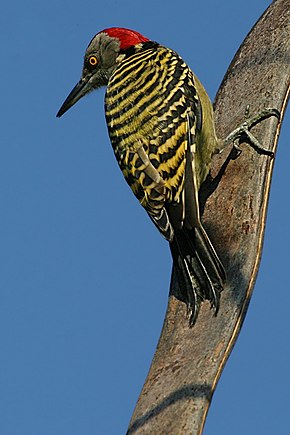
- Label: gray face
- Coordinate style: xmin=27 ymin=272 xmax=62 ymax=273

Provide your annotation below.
xmin=57 ymin=32 xmax=120 ymax=117
xmin=82 ymin=32 xmax=121 ymax=88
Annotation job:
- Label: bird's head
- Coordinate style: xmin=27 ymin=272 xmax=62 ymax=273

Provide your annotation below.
xmin=56 ymin=27 xmax=149 ymax=117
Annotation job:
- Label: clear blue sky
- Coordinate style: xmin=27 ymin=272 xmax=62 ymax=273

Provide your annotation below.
xmin=1 ymin=1 xmax=289 ymax=434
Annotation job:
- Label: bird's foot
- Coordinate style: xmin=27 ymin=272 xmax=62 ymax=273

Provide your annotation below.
xmin=223 ymin=108 xmax=280 ymax=159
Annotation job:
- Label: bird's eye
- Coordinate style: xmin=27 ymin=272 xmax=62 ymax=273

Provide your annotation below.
xmin=88 ymin=56 xmax=98 ymax=66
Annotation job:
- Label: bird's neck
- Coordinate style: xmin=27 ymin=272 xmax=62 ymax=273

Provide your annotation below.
xmin=119 ymin=41 xmax=159 ymax=59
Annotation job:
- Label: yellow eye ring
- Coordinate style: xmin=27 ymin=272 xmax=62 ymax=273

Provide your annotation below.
xmin=88 ymin=56 xmax=98 ymax=66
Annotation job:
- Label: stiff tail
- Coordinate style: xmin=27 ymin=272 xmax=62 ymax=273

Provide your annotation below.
xmin=170 ymin=226 xmax=225 ymax=326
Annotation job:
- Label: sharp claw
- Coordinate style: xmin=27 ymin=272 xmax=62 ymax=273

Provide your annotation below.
xmin=231 ymin=144 xmax=242 ymax=159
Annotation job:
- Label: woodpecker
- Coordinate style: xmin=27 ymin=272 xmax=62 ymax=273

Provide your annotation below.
xmin=57 ymin=27 xmax=277 ymax=326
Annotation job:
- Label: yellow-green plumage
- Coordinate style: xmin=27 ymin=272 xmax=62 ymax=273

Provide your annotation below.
xmin=105 ymin=43 xmax=217 ymax=233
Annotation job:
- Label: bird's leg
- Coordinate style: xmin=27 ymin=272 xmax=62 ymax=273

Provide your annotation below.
xmin=223 ymin=108 xmax=280 ymax=158
xmin=200 ymin=108 xmax=280 ymax=207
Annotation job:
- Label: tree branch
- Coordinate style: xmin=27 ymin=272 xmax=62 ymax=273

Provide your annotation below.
xmin=127 ymin=1 xmax=290 ymax=433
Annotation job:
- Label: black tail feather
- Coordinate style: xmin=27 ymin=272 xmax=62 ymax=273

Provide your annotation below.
xmin=170 ymin=228 xmax=225 ymax=326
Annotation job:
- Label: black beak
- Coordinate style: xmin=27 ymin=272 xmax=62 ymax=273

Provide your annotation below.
xmin=56 ymin=78 xmax=91 ymax=118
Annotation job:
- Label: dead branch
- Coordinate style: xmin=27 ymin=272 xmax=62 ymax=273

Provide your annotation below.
xmin=128 ymin=1 xmax=290 ymax=433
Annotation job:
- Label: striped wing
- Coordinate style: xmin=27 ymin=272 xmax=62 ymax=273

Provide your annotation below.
xmin=105 ymin=44 xmax=201 ymax=240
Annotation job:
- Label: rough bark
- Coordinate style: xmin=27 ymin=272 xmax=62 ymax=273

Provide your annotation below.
xmin=128 ymin=1 xmax=290 ymax=433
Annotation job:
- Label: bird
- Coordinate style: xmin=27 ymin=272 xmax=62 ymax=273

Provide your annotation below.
xmin=57 ymin=27 xmax=275 ymax=326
